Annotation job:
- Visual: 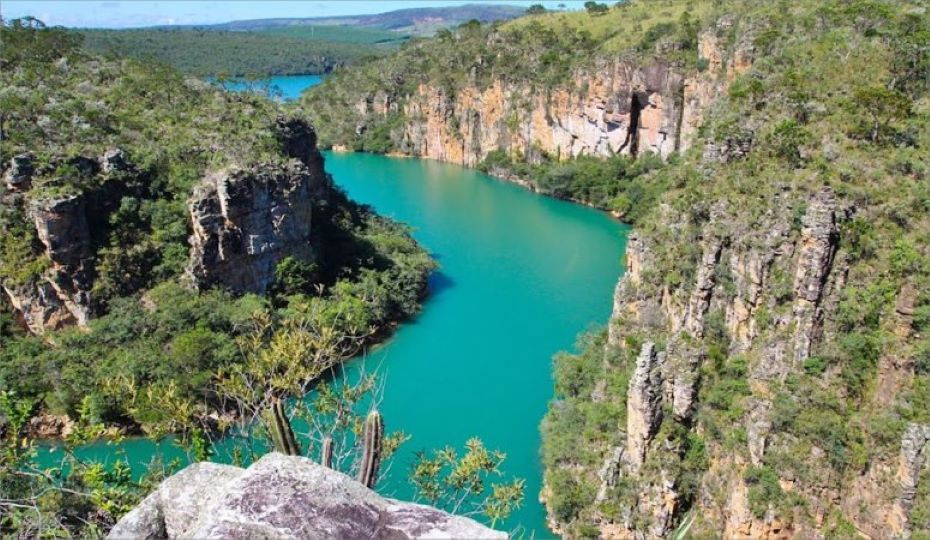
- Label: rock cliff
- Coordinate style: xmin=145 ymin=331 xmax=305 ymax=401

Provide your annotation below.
xmin=109 ymin=453 xmax=505 ymax=540
xmin=395 ymin=61 xmax=685 ymax=168
xmin=540 ymin=3 xmax=930 ymax=537
xmin=552 ymin=169 xmax=930 ymax=537
xmin=2 ymin=119 xmax=329 ymax=332
xmin=318 ymin=20 xmax=753 ymax=212
xmin=2 ymin=154 xmax=98 ymax=334
xmin=186 ymin=160 xmax=322 ymax=295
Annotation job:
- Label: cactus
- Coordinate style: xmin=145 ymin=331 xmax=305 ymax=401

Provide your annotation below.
xmin=356 ymin=410 xmax=383 ymax=488
xmin=263 ymin=397 xmax=301 ymax=456
xmin=321 ymin=436 xmax=334 ymax=469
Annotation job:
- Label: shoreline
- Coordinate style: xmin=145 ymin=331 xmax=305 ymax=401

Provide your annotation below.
xmin=323 ymin=147 xmax=629 ymax=222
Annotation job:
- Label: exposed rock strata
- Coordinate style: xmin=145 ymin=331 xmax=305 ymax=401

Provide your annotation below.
xmin=2 ymin=194 xmax=94 ymax=334
xmin=187 ymin=160 xmax=322 ymax=295
xmin=626 ymin=342 xmax=665 ymax=472
xmin=567 ymin=176 xmax=930 ymax=538
xmin=3 ymin=119 xmax=329 ymax=333
xmin=354 ymin=62 xmax=691 ymax=175
xmin=109 ymin=453 xmax=505 ymax=540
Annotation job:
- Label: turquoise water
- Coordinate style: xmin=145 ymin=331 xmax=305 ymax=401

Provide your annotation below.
xmin=221 ymin=74 xmax=324 ymax=100
xmin=324 ymin=153 xmax=627 ymax=535
xmin=39 ymin=153 xmax=627 ymax=537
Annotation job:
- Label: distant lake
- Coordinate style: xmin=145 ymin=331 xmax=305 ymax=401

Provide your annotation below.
xmin=220 ymin=74 xmax=324 ymax=101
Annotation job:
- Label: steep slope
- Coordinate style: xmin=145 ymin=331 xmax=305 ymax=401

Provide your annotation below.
xmin=300 ymin=1 xmax=722 ymax=212
xmin=0 ymin=21 xmax=433 ymax=435
xmin=300 ymin=0 xmax=930 ymax=537
xmin=541 ymin=2 xmax=930 ymax=538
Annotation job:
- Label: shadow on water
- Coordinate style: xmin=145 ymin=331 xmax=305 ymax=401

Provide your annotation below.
xmin=427 ymin=270 xmax=455 ymax=297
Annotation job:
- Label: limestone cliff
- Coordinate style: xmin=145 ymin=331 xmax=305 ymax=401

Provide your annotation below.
xmin=2 ymin=154 xmax=99 ymax=334
xmin=540 ymin=2 xmax=930 ymax=537
xmin=2 ymin=119 xmax=329 ymax=333
xmin=395 ymin=61 xmax=685 ymax=168
xmin=317 ymin=19 xmax=753 ymax=213
xmin=109 ymin=453 xmax=505 ymax=540
xmin=186 ymin=160 xmax=323 ymax=295
xmin=552 ymin=173 xmax=930 ymax=538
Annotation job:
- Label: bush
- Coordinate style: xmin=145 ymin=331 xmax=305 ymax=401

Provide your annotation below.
xmin=744 ymin=466 xmax=783 ymax=518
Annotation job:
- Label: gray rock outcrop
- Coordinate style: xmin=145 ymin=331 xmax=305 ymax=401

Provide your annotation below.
xmin=2 ymin=194 xmax=94 ymax=333
xmin=626 ymin=341 xmax=665 ymax=472
xmin=791 ymin=187 xmax=839 ymax=365
xmin=109 ymin=453 xmax=506 ymax=540
xmin=4 ymin=152 xmax=35 ymax=190
xmin=187 ymin=159 xmax=324 ymax=295
xmin=898 ymin=424 xmax=930 ymax=525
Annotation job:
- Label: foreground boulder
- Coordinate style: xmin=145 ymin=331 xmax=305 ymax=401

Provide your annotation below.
xmin=108 ymin=453 xmax=506 ymax=539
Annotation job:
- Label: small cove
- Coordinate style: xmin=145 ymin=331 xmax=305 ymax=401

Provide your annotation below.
xmin=219 ymin=73 xmax=324 ymax=100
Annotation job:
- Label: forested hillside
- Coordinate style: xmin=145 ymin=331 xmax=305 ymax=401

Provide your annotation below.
xmin=0 ymin=19 xmax=438 ymax=534
xmin=300 ymin=0 xmax=711 ymax=215
xmin=80 ymin=26 xmax=403 ymax=76
xmin=203 ymin=3 xmax=525 ymax=35
xmin=76 ymin=4 xmax=528 ymax=77
xmin=302 ymin=0 xmax=930 ymax=537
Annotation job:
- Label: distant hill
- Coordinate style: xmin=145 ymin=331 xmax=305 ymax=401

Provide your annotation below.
xmin=79 ymin=27 xmax=400 ymax=76
xmin=202 ymin=4 xmax=526 ymax=36
xmin=78 ymin=4 xmax=527 ymax=77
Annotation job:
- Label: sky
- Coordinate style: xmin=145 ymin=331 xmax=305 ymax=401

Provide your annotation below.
xmin=0 ymin=0 xmax=586 ymax=28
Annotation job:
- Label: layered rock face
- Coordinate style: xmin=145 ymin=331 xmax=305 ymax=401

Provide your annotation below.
xmin=187 ymin=118 xmax=328 ymax=294
xmin=2 ymin=154 xmax=96 ymax=334
xmin=187 ymin=160 xmax=322 ymax=295
xmin=571 ymin=181 xmax=930 ymax=538
xmin=109 ymin=453 xmax=505 ymax=540
xmin=346 ymin=26 xmax=752 ymax=204
xmin=395 ymin=62 xmax=685 ymax=168
xmin=2 ymin=118 xmax=329 ymax=333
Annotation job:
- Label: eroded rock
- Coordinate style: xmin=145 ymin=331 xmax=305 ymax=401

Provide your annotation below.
xmin=4 ymin=152 xmax=35 ymax=191
xmin=187 ymin=161 xmax=321 ymax=294
xmin=109 ymin=453 xmax=506 ymax=540
xmin=626 ymin=342 xmax=665 ymax=472
xmin=791 ymin=188 xmax=839 ymax=364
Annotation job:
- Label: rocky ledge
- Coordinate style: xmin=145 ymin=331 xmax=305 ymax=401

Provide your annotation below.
xmin=108 ymin=453 xmax=506 ymax=540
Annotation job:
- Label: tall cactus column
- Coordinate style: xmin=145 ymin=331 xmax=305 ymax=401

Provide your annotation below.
xmin=264 ymin=397 xmax=301 ymax=456
xmin=357 ymin=410 xmax=383 ymax=488
xmin=322 ymin=436 xmax=334 ymax=469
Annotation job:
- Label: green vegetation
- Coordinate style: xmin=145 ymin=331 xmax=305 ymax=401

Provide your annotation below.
xmin=0 ymin=16 xmax=435 ymax=425
xmin=80 ymin=27 xmax=402 ymax=77
xmin=534 ymin=0 xmax=930 ymax=535
xmin=0 ymin=18 xmax=528 ymax=537
xmin=410 ymin=438 xmax=525 ymax=528
xmin=207 ymin=4 xmax=525 ymax=36
xmin=478 ymin=150 xmax=669 ymax=219
xmin=75 ymin=3 xmax=529 ymax=78
xmin=540 ymin=331 xmax=631 ymax=529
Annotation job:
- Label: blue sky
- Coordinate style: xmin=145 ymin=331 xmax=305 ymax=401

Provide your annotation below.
xmin=1 ymin=1 xmax=586 ymax=28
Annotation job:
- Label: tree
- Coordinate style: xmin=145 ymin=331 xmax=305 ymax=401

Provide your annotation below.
xmin=584 ymin=1 xmax=609 ymax=15
xmin=410 ymin=438 xmax=525 ymax=527
xmin=526 ymin=4 xmax=547 ymax=15
xmin=851 ymin=85 xmax=911 ymax=143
